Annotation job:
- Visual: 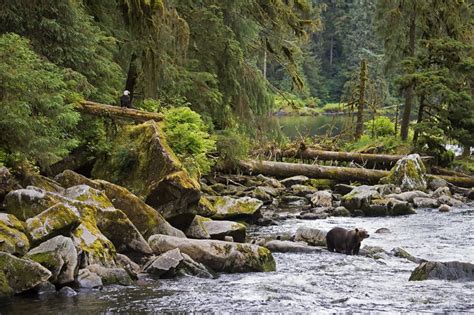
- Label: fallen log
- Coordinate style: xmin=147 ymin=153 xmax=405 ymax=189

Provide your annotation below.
xmin=238 ymin=160 xmax=474 ymax=188
xmin=77 ymin=101 xmax=163 ymax=122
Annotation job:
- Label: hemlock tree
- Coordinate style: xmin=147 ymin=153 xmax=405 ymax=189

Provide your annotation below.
xmin=0 ymin=33 xmax=80 ymax=167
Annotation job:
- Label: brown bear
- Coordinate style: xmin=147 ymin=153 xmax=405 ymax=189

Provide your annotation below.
xmin=326 ymin=227 xmax=369 ymax=255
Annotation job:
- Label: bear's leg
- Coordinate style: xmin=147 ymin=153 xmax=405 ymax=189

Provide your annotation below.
xmin=353 ymin=244 xmax=361 ymax=255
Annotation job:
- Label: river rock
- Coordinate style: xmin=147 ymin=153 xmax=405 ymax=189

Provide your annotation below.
xmin=256 ymin=186 xmax=281 ymax=198
xmin=438 ymin=195 xmax=464 ymax=207
xmin=0 ymin=220 xmax=30 ymax=256
xmin=413 ymin=197 xmax=439 ymax=208
xmin=427 ymin=176 xmax=448 ymax=191
xmin=375 ymin=228 xmax=391 ymax=234
xmin=34 ymin=281 xmax=57 ymax=295
xmin=58 ymin=286 xmax=77 ymax=297
xmin=75 ymin=268 xmax=103 ymax=288
xmin=3 ymin=188 xmax=62 ymax=221
xmin=96 ymin=208 xmax=152 ymax=257
xmin=143 ymin=248 xmax=183 ymax=278
xmin=280 ymin=175 xmax=309 ymax=187
xmin=55 ymin=170 xmax=185 ymax=239
xmin=251 ymin=187 xmax=273 ymax=203
xmin=431 ymin=186 xmax=451 ymax=199
xmin=257 ymin=174 xmax=284 ymax=189
xmin=184 ymin=215 xmax=211 ymax=239
xmin=178 ymin=253 xmax=216 ymax=279
xmin=25 ymin=236 xmax=77 ymax=285
xmin=438 ymin=204 xmax=451 ymax=212
xmin=294 ymin=227 xmax=327 ymax=246
xmin=291 ymin=184 xmax=317 ymax=197
xmin=0 ymin=213 xmax=26 ymax=232
xmin=391 ymin=247 xmax=425 ymax=264
xmin=386 ymin=191 xmax=430 ymax=203
xmin=341 ymin=185 xmax=381 ymax=211
xmin=86 ymin=264 xmax=133 ymax=286
xmin=148 ymin=234 xmax=276 ymax=273
xmin=264 ymin=240 xmax=322 ymax=253
xmin=409 ymin=261 xmax=474 ymax=281
xmin=211 ymin=196 xmax=263 ymax=221
xmin=310 ymin=190 xmax=332 ymax=207
xmin=280 ymin=195 xmax=308 ymax=206
xmin=0 ymin=252 xmax=52 ymax=297
xmin=203 ymin=220 xmax=247 ymax=243
xmin=383 ymin=154 xmax=427 ymax=191
xmin=333 ymin=184 xmax=355 ymax=196
xmin=359 ymin=246 xmax=387 ymax=259
xmin=297 ymin=212 xmax=328 ymax=220
xmin=332 ymin=206 xmax=351 ymax=217
xmin=90 ymin=121 xmax=201 ymax=229
xmin=26 ymin=203 xmax=80 ymax=244
xmin=116 ymin=253 xmax=141 ymax=279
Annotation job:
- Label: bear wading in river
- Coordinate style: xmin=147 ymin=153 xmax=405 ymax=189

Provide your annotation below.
xmin=326 ymin=227 xmax=369 ymax=255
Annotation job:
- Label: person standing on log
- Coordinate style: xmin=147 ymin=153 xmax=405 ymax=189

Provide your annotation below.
xmin=120 ymin=90 xmax=131 ymax=108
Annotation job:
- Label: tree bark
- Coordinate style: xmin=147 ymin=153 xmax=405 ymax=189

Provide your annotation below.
xmin=400 ymin=1 xmax=417 ymax=141
xmin=355 ymin=59 xmax=367 ymax=140
xmin=77 ymin=101 xmax=163 ymax=122
xmin=237 ymin=160 xmax=474 ymax=188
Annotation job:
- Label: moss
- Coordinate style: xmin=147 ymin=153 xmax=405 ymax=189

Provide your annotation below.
xmin=236 ymin=244 xmax=276 ymax=272
xmin=212 ymin=196 xmax=263 ymax=220
xmin=0 ymin=271 xmax=14 ymax=297
xmin=308 ymin=179 xmax=335 ymax=190
xmin=198 ymin=196 xmax=217 ymax=217
xmin=0 ymin=213 xmax=26 ymax=232
xmin=0 ymin=221 xmax=30 ymax=256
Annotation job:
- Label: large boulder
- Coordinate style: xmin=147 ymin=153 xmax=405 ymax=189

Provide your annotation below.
xmin=211 ymin=196 xmax=263 ymax=221
xmin=25 ymin=203 xmax=80 ymax=244
xmin=148 ymin=234 xmax=276 ymax=273
xmin=202 ymin=220 xmax=247 ymax=243
xmin=0 ymin=220 xmax=30 ymax=256
xmin=86 ymin=264 xmax=133 ymax=286
xmin=413 ymin=197 xmax=439 ymax=208
xmin=386 ymin=191 xmax=430 ymax=203
xmin=294 ymin=227 xmax=327 ymax=246
xmin=0 ymin=213 xmax=26 ymax=232
xmin=264 ymin=240 xmax=322 ymax=253
xmin=25 ymin=236 xmax=77 ymax=285
xmin=409 ymin=261 xmax=474 ymax=281
xmin=95 ymin=208 xmax=152 ymax=257
xmin=0 ymin=252 xmax=51 ymax=297
xmin=341 ymin=185 xmax=382 ymax=212
xmin=184 ymin=215 xmax=211 ymax=239
xmin=3 ymin=188 xmax=62 ymax=221
xmin=382 ymin=154 xmax=427 ymax=191
xmin=91 ymin=121 xmax=201 ymax=228
xmin=310 ymin=190 xmax=333 ymax=207
xmin=75 ymin=268 xmax=102 ymax=289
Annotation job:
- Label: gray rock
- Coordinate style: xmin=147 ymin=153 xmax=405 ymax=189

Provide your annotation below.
xmin=375 ymin=228 xmax=391 ymax=234
xmin=148 ymin=234 xmax=276 ymax=273
xmin=86 ymin=264 xmax=133 ymax=286
xmin=431 ymin=186 xmax=451 ymax=199
xmin=251 ymin=187 xmax=273 ymax=203
xmin=116 ymin=253 xmax=140 ymax=279
xmin=184 ymin=215 xmax=211 ymax=239
xmin=294 ymin=227 xmax=327 ymax=246
xmin=438 ymin=195 xmax=464 ymax=207
xmin=291 ymin=184 xmax=317 ymax=197
xmin=341 ymin=185 xmax=382 ymax=211
xmin=310 ymin=190 xmax=333 ymax=208
xmin=58 ymin=286 xmax=77 ymax=297
xmin=34 ymin=281 xmax=57 ymax=295
xmin=25 ymin=236 xmax=77 ymax=285
xmin=211 ymin=196 xmax=263 ymax=220
xmin=264 ymin=240 xmax=322 ymax=253
xmin=203 ymin=220 xmax=246 ymax=243
xmin=75 ymin=269 xmax=103 ymax=289
xmin=438 ymin=204 xmax=451 ymax=212
xmin=0 ymin=252 xmax=52 ymax=297
xmin=332 ymin=206 xmax=351 ymax=217
xmin=427 ymin=176 xmax=448 ymax=191
xmin=333 ymin=184 xmax=354 ymax=195
xmin=0 ymin=219 xmax=30 ymax=256
xmin=255 ymin=186 xmax=281 ymax=197
xmin=359 ymin=246 xmax=387 ymax=259
xmin=383 ymin=154 xmax=427 ymax=191
xmin=297 ymin=212 xmax=328 ymax=220
xmin=143 ymin=248 xmax=186 ymax=277
xmin=391 ymin=247 xmax=425 ymax=264
xmin=413 ymin=197 xmax=439 ymax=208
xmin=280 ymin=175 xmax=309 ymax=187
xmin=178 ymin=253 xmax=216 ymax=279
xmin=257 ymin=174 xmax=284 ymax=188
xmin=280 ymin=195 xmax=308 ymax=206
xmin=386 ymin=191 xmax=430 ymax=203
xmin=409 ymin=261 xmax=474 ymax=281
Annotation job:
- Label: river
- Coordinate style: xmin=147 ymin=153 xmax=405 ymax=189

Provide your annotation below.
xmin=274 ymin=114 xmax=350 ymax=139
xmin=1 ymin=206 xmax=473 ymax=313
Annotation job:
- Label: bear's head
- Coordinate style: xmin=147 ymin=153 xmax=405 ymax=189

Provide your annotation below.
xmin=355 ymin=228 xmax=370 ymax=241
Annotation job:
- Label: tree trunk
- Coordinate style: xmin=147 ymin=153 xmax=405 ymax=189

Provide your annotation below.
xmin=355 ymin=59 xmax=368 ymax=140
xmin=237 ymin=160 xmax=474 ymax=188
xmin=329 ymin=37 xmax=334 ymax=66
xmin=77 ymin=101 xmax=163 ymax=122
xmin=400 ymin=2 xmax=417 ymax=141
xmin=413 ymin=94 xmax=425 ymax=144
xmin=125 ymin=54 xmax=138 ymax=103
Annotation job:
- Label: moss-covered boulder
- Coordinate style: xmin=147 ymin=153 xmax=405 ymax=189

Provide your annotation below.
xmin=22 ymin=174 xmax=65 ymax=194
xmin=0 ymin=221 xmax=30 ymax=256
xmin=184 ymin=215 xmax=211 ymax=239
xmin=91 ymin=121 xmax=201 ymax=227
xmin=193 ymin=196 xmax=217 ymax=218
xmin=86 ymin=264 xmax=133 ymax=286
xmin=0 ymin=213 xmax=26 ymax=232
xmin=211 ymin=196 xmax=263 ymax=221
xmin=382 ymin=154 xmax=427 ymax=191
xmin=96 ymin=208 xmax=152 ymax=257
xmin=341 ymin=185 xmax=382 ymax=212
xmin=0 ymin=252 xmax=51 ymax=297
xmin=148 ymin=234 xmax=276 ymax=273
xmin=3 ymin=188 xmax=62 ymax=221
xmin=25 ymin=236 xmax=77 ymax=285
xmin=294 ymin=227 xmax=327 ymax=246
xmin=26 ymin=203 xmax=80 ymax=244
xmin=63 ymin=185 xmax=114 ymax=209
xmin=203 ymin=220 xmax=247 ymax=243
xmin=409 ymin=261 xmax=474 ymax=281
xmin=56 ymin=170 xmax=185 ymax=239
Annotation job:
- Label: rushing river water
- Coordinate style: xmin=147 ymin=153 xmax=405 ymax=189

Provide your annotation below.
xmin=1 ymin=206 xmax=473 ymax=313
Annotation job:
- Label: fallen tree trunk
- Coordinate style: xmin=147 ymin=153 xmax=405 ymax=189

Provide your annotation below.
xmin=279 ymin=148 xmax=432 ymax=166
xmin=77 ymin=101 xmax=163 ymax=122
xmin=238 ymin=160 xmax=474 ymax=188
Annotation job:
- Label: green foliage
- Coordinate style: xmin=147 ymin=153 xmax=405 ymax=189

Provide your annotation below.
xmin=321 ymin=103 xmax=346 ymax=113
xmin=163 ymin=107 xmax=216 ymax=177
xmin=214 ymin=129 xmax=250 ymax=169
xmin=135 ymin=99 xmax=162 ymax=113
xmin=0 ymin=33 xmax=80 ymax=168
xmin=364 ymin=116 xmax=395 ymax=138
xmin=343 ymin=135 xmax=411 ymax=155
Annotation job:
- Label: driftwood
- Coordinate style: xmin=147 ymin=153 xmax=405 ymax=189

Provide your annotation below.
xmin=77 ymin=101 xmax=163 ymax=122
xmin=238 ymin=160 xmax=474 ymax=188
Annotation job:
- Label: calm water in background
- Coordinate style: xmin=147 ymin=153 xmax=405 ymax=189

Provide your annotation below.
xmin=274 ymin=114 xmax=350 ymax=139
xmin=1 ymin=207 xmax=473 ymax=313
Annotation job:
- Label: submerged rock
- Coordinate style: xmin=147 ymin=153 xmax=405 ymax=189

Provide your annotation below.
xmin=148 ymin=234 xmax=276 ymax=273
xmin=58 ymin=286 xmax=77 ymax=297
xmin=391 ymin=247 xmax=425 ymax=264
xmin=409 ymin=261 xmax=474 ymax=281
xmin=203 ymin=220 xmax=247 ymax=243
xmin=264 ymin=240 xmax=322 ymax=253
xmin=25 ymin=236 xmax=77 ymax=285
xmin=294 ymin=227 xmax=327 ymax=246
xmin=438 ymin=204 xmax=451 ymax=212
xmin=211 ymin=196 xmax=263 ymax=221
xmin=0 ymin=252 xmax=52 ymax=297
xmin=382 ymin=154 xmax=427 ymax=191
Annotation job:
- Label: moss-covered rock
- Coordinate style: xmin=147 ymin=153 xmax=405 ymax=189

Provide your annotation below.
xmin=0 ymin=221 xmax=30 ymax=256
xmin=96 ymin=207 xmax=152 ymax=257
xmin=203 ymin=220 xmax=247 ymax=243
xmin=341 ymin=185 xmax=381 ymax=212
xmin=184 ymin=215 xmax=211 ymax=239
xmin=382 ymin=154 xmax=427 ymax=192
xmin=0 ymin=252 xmax=51 ymax=297
xmin=211 ymin=196 xmax=263 ymax=221
xmin=0 ymin=213 xmax=26 ymax=232
xmin=294 ymin=227 xmax=327 ymax=246
xmin=409 ymin=261 xmax=474 ymax=281
xmin=194 ymin=196 xmax=217 ymax=218
xmin=86 ymin=264 xmax=133 ymax=286
xmin=148 ymin=234 xmax=276 ymax=273
xmin=25 ymin=235 xmax=77 ymax=285
xmin=63 ymin=185 xmax=114 ymax=209
xmin=22 ymin=174 xmax=65 ymax=194
xmin=3 ymin=188 xmax=62 ymax=221
xmin=26 ymin=203 xmax=80 ymax=244
xmin=91 ymin=121 xmax=201 ymax=226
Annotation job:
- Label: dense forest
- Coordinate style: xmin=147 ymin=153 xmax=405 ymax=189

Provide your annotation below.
xmin=1 ymin=0 xmax=473 ymax=175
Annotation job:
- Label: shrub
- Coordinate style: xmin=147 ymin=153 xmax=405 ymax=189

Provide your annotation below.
xmin=214 ymin=129 xmax=250 ymax=169
xmin=364 ymin=116 xmax=395 ymax=137
xmin=163 ymin=107 xmax=216 ymax=177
